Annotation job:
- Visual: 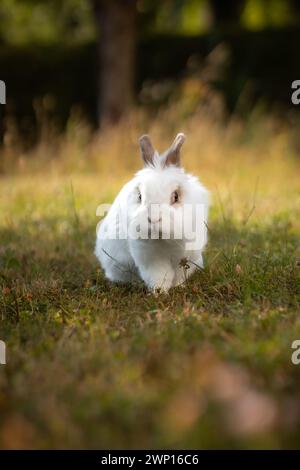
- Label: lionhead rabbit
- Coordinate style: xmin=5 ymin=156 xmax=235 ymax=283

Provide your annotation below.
xmin=95 ymin=133 xmax=209 ymax=292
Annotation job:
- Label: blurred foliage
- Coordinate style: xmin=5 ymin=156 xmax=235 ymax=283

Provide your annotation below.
xmin=0 ymin=0 xmax=299 ymax=46
xmin=137 ymin=0 xmax=212 ymax=35
xmin=242 ymin=0 xmax=298 ymax=30
xmin=0 ymin=0 xmax=95 ymax=45
xmin=1 ymin=0 xmax=300 ymax=135
xmin=1 ymin=28 xmax=299 ymax=142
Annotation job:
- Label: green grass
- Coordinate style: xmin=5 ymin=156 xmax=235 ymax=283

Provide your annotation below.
xmin=0 ymin=149 xmax=300 ymax=449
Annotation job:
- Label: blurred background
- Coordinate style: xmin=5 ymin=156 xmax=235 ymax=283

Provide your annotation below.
xmin=0 ymin=0 xmax=300 ymax=158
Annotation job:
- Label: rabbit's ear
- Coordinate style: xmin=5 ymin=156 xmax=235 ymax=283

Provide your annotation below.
xmin=139 ymin=135 xmax=155 ymax=166
xmin=164 ymin=133 xmax=185 ymax=167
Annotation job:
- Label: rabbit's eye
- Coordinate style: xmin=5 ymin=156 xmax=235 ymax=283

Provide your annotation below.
xmin=137 ymin=191 xmax=142 ymax=203
xmin=171 ymin=190 xmax=180 ymax=204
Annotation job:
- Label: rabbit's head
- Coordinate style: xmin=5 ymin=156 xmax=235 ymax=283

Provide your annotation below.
xmin=126 ymin=133 xmax=199 ymax=240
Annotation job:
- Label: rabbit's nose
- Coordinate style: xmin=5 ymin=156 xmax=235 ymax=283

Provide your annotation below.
xmin=148 ymin=216 xmax=162 ymax=224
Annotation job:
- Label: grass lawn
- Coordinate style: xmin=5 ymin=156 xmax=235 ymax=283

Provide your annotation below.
xmin=0 ymin=124 xmax=300 ymax=449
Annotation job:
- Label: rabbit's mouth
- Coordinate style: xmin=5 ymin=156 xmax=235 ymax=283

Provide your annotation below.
xmin=147 ymin=225 xmax=163 ymax=239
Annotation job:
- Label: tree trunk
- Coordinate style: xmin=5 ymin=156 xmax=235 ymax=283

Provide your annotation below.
xmin=92 ymin=0 xmax=137 ymax=127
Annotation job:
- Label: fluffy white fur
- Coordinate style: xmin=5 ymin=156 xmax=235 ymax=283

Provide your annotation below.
xmin=95 ymin=133 xmax=209 ymax=292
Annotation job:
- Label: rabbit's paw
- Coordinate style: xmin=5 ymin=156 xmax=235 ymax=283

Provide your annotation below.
xmin=141 ymin=264 xmax=175 ymax=293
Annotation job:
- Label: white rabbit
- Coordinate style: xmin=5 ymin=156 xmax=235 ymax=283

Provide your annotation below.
xmin=95 ymin=133 xmax=209 ymax=292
